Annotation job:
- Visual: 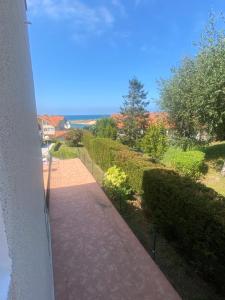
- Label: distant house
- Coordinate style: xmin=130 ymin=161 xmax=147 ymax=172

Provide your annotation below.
xmin=112 ymin=112 xmax=173 ymax=132
xmin=38 ymin=115 xmax=71 ymax=142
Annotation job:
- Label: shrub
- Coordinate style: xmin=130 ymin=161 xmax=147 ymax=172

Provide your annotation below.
xmin=50 ymin=144 xmax=78 ymax=159
xmin=140 ymin=123 xmax=168 ymax=160
xmin=143 ymin=168 xmax=225 ymax=292
xmin=103 ymin=166 xmax=132 ymax=201
xmin=169 ymin=136 xmax=207 ymax=151
xmin=93 ymin=117 xmax=117 ymax=139
xmin=162 ymin=147 xmax=205 ymax=179
xmin=53 ymin=142 xmax=62 ymax=151
xmin=82 ymin=131 xmax=157 ymax=193
xmin=65 ymin=129 xmax=83 ymax=147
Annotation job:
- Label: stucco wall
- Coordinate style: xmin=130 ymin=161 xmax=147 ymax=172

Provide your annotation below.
xmin=0 ymin=1 xmax=54 ymax=299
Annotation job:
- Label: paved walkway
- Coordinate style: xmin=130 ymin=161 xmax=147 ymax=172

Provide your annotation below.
xmin=47 ymin=159 xmax=180 ymax=300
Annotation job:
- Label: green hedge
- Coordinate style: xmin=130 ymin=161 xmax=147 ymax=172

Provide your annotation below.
xmin=143 ymin=168 xmax=225 ymax=292
xmin=82 ymin=131 xmax=155 ymax=193
xmin=83 ymin=131 xmax=225 ymax=291
xmin=162 ymin=147 xmax=205 ymax=179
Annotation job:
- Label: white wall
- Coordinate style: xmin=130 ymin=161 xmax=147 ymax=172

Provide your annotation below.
xmin=0 ymin=0 xmax=54 ymax=299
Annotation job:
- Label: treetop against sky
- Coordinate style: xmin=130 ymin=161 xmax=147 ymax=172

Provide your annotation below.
xmin=27 ymin=0 xmax=225 ymax=114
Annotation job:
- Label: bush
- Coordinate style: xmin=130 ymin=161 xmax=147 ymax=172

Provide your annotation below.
xmin=162 ymin=147 xmax=205 ymax=179
xmin=65 ymin=129 xmax=83 ymax=147
xmin=169 ymin=136 xmax=207 ymax=151
xmin=140 ymin=124 xmax=168 ymax=160
xmin=143 ymin=168 xmax=225 ymax=292
xmin=82 ymin=131 xmax=157 ymax=193
xmin=93 ymin=117 xmax=117 ymax=139
xmin=50 ymin=143 xmax=78 ymax=159
xmin=103 ymin=166 xmax=132 ymax=201
xmin=53 ymin=142 xmax=62 ymax=151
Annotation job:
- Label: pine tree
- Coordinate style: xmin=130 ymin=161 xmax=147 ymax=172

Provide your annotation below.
xmin=120 ymin=77 xmax=149 ymax=147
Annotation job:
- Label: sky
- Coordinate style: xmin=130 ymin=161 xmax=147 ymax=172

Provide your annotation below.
xmin=27 ymin=0 xmax=225 ymax=115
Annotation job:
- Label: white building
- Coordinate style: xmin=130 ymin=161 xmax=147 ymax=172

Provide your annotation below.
xmin=0 ymin=1 xmax=54 ymax=299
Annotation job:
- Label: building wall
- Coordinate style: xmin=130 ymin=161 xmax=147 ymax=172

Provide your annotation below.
xmin=0 ymin=1 xmax=54 ymax=299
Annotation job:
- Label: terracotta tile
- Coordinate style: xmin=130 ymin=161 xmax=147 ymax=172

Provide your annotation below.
xmin=46 ymin=159 xmax=180 ymax=300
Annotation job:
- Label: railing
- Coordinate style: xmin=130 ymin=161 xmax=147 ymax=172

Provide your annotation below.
xmin=45 ymin=154 xmax=52 ymax=211
xmin=77 ymin=147 xmax=104 ymax=185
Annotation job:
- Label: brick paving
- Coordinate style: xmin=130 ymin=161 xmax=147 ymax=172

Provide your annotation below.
xmin=47 ymin=158 xmax=180 ymax=300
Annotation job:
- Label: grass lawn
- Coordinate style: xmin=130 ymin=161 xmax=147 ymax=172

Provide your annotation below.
xmin=200 ymin=142 xmax=225 ymax=196
xmin=50 ymin=143 xmax=78 ymax=159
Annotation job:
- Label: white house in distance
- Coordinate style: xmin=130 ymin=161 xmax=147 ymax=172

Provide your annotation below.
xmin=38 ymin=115 xmax=71 ymax=141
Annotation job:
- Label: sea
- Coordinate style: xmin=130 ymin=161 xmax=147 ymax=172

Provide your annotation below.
xmin=64 ymin=115 xmax=110 ymax=128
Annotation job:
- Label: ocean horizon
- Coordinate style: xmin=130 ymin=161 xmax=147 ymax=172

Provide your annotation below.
xmin=64 ymin=114 xmax=110 ymax=128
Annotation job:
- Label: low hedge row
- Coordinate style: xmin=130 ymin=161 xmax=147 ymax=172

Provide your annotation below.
xmin=162 ymin=147 xmax=205 ymax=179
xmin=82 ymin=131 xmax=225 ymax=292
xmin=143 ymin=168 xmax=225 ymax=292
xmin=82 ymin=131 xmax=154 ymax=193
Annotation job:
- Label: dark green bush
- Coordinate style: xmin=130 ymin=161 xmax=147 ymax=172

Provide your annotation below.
xmin=82 ymin=131 xmax=156 ymax=193
xmin=162 ymin=147 xmax=205 ymax=179
xmin=143 ymin=168 xmax=225 ymax=292
xmin=54 ymin=142 xmax=62 ymax=151
xmin=65 ymin=129 xmax=83 ymax=147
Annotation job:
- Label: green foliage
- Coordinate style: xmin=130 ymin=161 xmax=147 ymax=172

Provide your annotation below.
xmin=120 ymin=77 xmax=149 ymax=147
xmin=142 ymin=168 xmax=225 ymax=292
xmin=169 ymin=136 xmax=208 ymax=151
xmin=162 ymin=147 xmax=205 ymax=179
xmin=159 ymin=14 xmax=225 ymax=140
xmin=65 ymin=129 xmax=83 ymax=147
xmin=103 ymin=166 xmax=132 ymax=200
xmin=93 ymin=117 xmax=117 ymax=139
xmin=82 ymin=131 xmax=157 ymax=193
xmin=50 ymin=143 xmax=78 ymax=159
xmin=140 ymin=124 xmax=168 ymax=160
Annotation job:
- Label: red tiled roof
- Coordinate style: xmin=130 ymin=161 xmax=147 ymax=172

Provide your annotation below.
xmin=54 ymin=131 xmax=67 ymax=138
xmin=38 ymin=115 xmax=64 ymax=127
xmin=112 ymin=112 xmax=172 ymax=129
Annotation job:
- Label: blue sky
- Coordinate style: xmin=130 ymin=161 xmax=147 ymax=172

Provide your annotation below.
xmin=27 ymin=0 xmax=225 ymax=115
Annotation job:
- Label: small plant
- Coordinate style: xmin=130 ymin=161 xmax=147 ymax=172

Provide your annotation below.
xmin=140 ymin=123 xmax=168 ymax=160
xmin=65 ymin=129 xmax=83 ymax=147
xmin=103 ymin=166 xmax=132 ymax=201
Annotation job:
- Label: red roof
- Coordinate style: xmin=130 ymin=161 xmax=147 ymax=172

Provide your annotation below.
xmin=112 ymin=112 xmax=172 ymax=129
xmin=38 ymin=115 xmax=64 ymax=127
xmin=54 ymin=131 xmax=67 ymax=138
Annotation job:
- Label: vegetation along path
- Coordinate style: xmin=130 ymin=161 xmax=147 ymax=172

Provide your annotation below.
xmin=46 ymin=158 xmax=180 ymax=300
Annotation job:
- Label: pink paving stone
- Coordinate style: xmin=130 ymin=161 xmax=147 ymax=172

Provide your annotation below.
xmin=47 ymin=158 xmax=181 ymax=300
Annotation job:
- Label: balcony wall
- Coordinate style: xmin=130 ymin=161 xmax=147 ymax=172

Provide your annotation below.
xmin=0 ymin=0 xmax=54 ymax=299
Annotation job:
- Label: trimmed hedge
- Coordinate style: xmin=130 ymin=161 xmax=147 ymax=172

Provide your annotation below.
xmin=83 ymin=131 xmax=225 ymax=292
xmin=82 ymin=131 xmax=155 ymax=193
xmin=162 ymin=147 xmax=205 ymax=179
xmin=143 ymin=168 xmax=225 ymax=292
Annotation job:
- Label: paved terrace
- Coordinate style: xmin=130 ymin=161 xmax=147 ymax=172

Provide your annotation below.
xmin=45 ymin=159 xmax=180 ymax=300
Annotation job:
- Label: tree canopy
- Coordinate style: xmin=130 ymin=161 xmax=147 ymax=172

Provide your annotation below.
xmin=159 ymin=14 xmax=225 ymax=140
xmin=94 ymin=117 xmax=117 ymax=139
xmin=120 ymin=77 xmax=149 ymax=147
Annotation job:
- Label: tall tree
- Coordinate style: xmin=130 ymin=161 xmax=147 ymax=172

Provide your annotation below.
xmin=120 ymin=77 xmax=149 ymax=147
xmin=159 ymin=13 xmax=225 ymax=140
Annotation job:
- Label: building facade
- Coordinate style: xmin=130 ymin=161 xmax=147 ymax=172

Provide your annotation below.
xmin=38 ymin=115 xmax=70 ymax=142
xmin=0 ymin=1 xmax=54 ymax=299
